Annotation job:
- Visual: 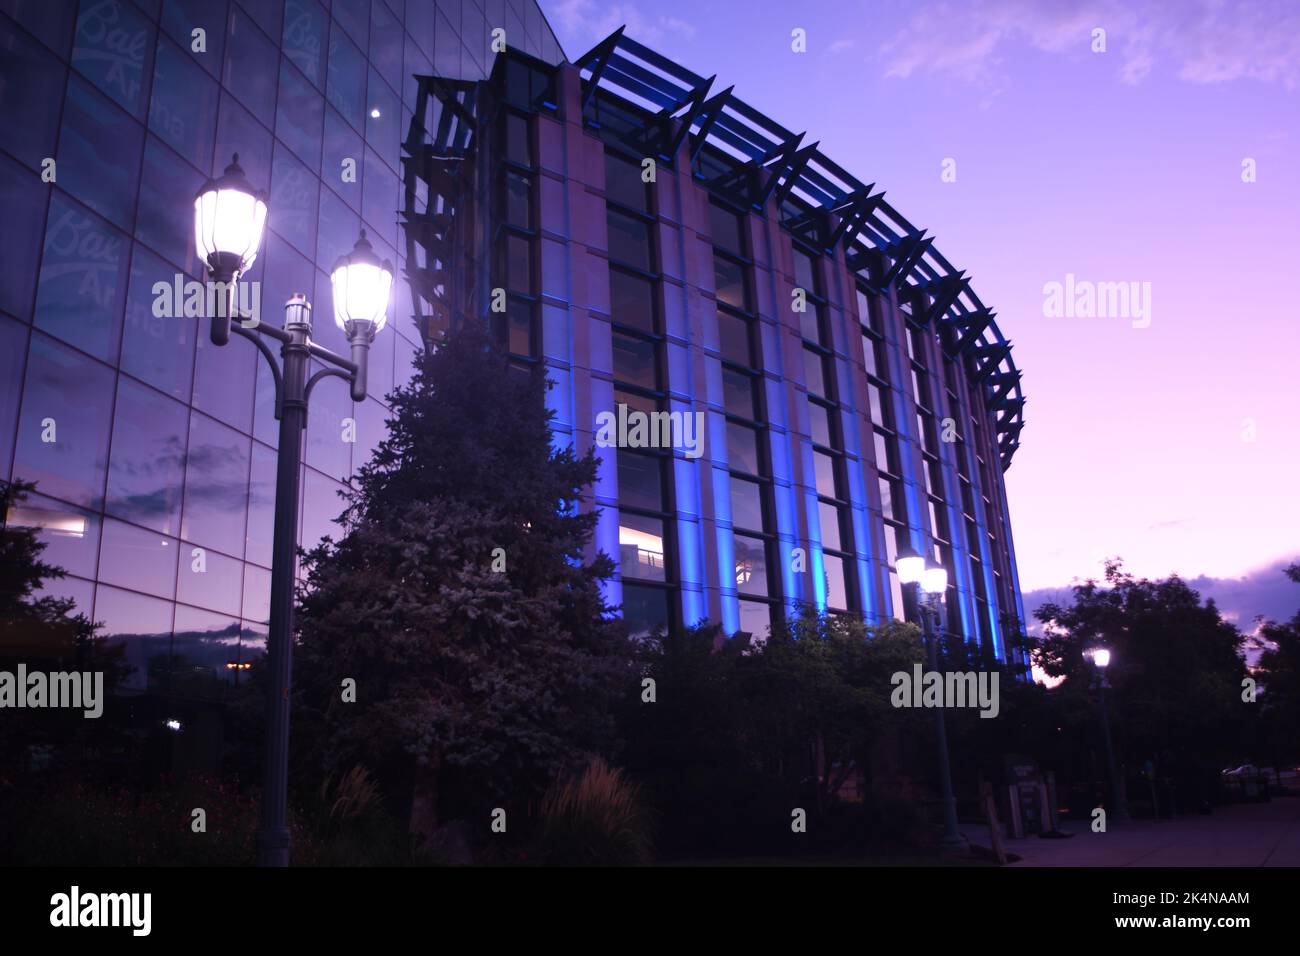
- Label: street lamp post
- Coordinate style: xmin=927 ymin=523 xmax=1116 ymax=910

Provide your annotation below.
xmin=194 ymin=156 xmax=392 ymax=866
xmin=1089 ymin=648 xmax=1129 ymax=822
xmin=898 ymin=548 xmax=966 ymax=853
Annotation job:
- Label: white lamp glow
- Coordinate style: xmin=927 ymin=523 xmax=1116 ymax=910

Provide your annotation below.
xmin=194 ymin=154 xmax=267 ymax=275
xmin=921 ymin=566 xmax=948 ymax=595
xmin=331 ymin=230 xmax=393 ymax=338
xmin=1092 ymin=648 xmax=1111 ymax=669
xmin=897 ymin=553 xmax=925 ymax=585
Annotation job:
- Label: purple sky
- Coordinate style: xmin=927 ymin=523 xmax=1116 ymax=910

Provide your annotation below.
xmin=544 ymin=0 xmax=1300 ymax=630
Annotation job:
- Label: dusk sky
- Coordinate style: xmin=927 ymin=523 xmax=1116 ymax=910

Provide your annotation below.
xmin=545 ymin=0 xmax=1300 ymax=630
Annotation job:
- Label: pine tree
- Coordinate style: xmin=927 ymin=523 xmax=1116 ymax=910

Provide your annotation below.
xmin=294 ymin=324 xmax=635 ymax=837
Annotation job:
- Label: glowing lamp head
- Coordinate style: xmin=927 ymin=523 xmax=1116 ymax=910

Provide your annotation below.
xmin=897 ymin=545 xmax=925 ymax=586
xmin=331 ymin=230 xmax=393 ymax=341
xmin=1092 ymin=648 xmax=1111 ymax=669
xmin=194 ymin=154 xmax=267 ymax=276
xmin=921 ymin=566 xmax=948 ymax=595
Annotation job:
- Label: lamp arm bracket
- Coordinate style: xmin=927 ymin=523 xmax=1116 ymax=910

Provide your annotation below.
xmin=304 ymin=366 xmax=356 ymax=407
xmin=308 ymin=341 xmax=359 ymax=374
xmin=231 ymin=323 xmax=285 ymax=420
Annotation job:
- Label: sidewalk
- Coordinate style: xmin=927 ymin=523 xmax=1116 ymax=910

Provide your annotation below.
xmin=1001 ymin=797 xmax=1300 ymax=867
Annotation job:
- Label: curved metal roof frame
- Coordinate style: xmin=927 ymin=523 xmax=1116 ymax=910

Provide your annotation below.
xmin=575 ymin=30 xmax=1024 ymax=468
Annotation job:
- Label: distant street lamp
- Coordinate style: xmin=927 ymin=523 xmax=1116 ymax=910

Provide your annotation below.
xmin=1088 ymin=646 xmax=1129 ymax=822
xmin=194 ymin=156 xmax=392 ymax=867
xmin=898 ymin=546 xmax=966 ymax=852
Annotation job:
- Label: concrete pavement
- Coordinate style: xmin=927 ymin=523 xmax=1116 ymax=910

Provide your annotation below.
xmin=1001 ymin=797 xmax=1300 ymax=867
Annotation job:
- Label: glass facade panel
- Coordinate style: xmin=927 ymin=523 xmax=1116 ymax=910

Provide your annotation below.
xmin=619 ymin=511 xmax=666 ymax=582
xmin=105 ymin=376 xmax=187 ymax=535
xmin=733 ymin=533 xmax=768 ymax=597
xmin=13 ymin=333 xmax=115 ymax=508
xmin=35 ymin=193 xmax=130 ymax=361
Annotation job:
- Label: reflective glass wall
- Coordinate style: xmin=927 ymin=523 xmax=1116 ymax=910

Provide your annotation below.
xmin=0 ymin=0 xmax=562 ymax=695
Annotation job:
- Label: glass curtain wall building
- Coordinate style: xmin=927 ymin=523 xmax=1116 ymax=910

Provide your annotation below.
xmin=452 ymin=32 xmax=1029 ymax=663
xmin=0 ymin=0 xmax=563 ymax=708
xmin=0 ymin=2 xmax=1030 ymax=734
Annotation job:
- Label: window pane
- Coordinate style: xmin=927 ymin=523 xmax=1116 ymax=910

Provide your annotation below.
xmin=730 ymin=475 xmax=764 ymax=532
xmin=792 ymin=249 xmax=817 ymax=295
xmin=606 ymin=209 xmax=651 ymax=271
xmin=874 ymin=431 xmax=894 ymax=474
xmin=150 ymin=36 xmax=218 ymax=169
xmin=823 ymin=553 xmax=849 ymax=610
xmin=800 ymin=305 xmax=822 ymax=343
xmin=172 ymin=604 xmax=243 ymax=690
xmin=135 ymin=134 xmax=205 ymax=273
xmin=276 ymin=54 xmax=324 ymax=165
xmin=0 ymin=157 xmax=48 ymax=321
xmin=270 ymin=142 xmax=320 ymax=258
xmin=709 ymin=202 xmax=743 ymax=255
xmin=868 ymin=382 xmax=888 ymax=427
xmin=505 ymin=112 xmax=530 ymax=165
xmin=505 ymin=171 xmax=531 ymax=228
xmin=726 ymin=421 xmax=759 ymax=474
xmin=612 ymin=332 xmax=656 ymax=389
xmin=619 ymin=511 xmax=666 ymax=582
xmin=814 ymin=450 xmax=839 ymax=500
xmin=57 ymin=76 xmax=144 ymax=231
xmin=717 ymin=309 xmax=751 ymax=366
xmin=5 ymin=490 xmax=102 ymax=580
xmin=803 ymin=348 xmax=826 ymax=397
xmin=862 ymin=335 xmax=880 ymax=378
xmin=493 ymin=298 xmax=532 ymax=356
xmin=283 ymin=0 xmax=327 ymax=87
xmin=13 ymin=334 xmax=114 ymax=509
xmin=245 ymin=441 xmax=276 ymax=567
xmin=192 ymin=311 xmax=257 ymax=435
xmin=34 ymin=195 xmax=130 ymax=362
xmin=808 ymin=400 xmax=832 ymax=448
xmin=621 ymin=582 xmax=668 ymax=639
xmin=304 ymin=370 xmax=352 ymax=481
xmin=614 ymin=388 xmax=657 ymax=417
xmin=722 ymin=367 xmax=757 ymax=420
xmin=99 ymin=517 xmax=178 ymax=600
xmin=504 ymin=233 xmax=531 ymax=291
xmin=106 ymin=377 xmax=188 ymax=535
xmin=819 ymin=500 xmax=843 ymax=552
xmin=880 ymin=478 xmax=900 ymax=521
xmin=72 ymin=0 xmax=154 ymax=116
xmin=161 ymin=0 xmax=228 ymax=80
xmin=320 ymin=103 xmax=361 ymax=208
xmin=610 ymin=269 xmax=654 ymax=333
xmin=714 ymin=255 xmax=747 ymax=311
xmin=733 ymin=533 xmax=768 ymax=597
xmin=176 ymin=547 xmax=243 ymax=617
xmin=182 ymin=412 xmax=251 ymax=557
xmin=325 ymin=20 xmax=365 ymax=129
xmin=0 ymin=17 xmax=66 ymax=170
xmin=737 ymin=598 xmax=770 ymax=640
xmin=605 ymin=152 xmax=649 ymax=212
xmin=222 ymin=4 xmax=277 ymax=127
xmin=94 ymin=584 xmax=173 ymax=692
xmin=889 ymin=570 xmax=905 ymax=621
xmin=617 ymin=450 xmax=664 ymax=511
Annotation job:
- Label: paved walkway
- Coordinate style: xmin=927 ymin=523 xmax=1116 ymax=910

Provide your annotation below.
xmin=1001 ymin=797 xmax=1300 ymax=867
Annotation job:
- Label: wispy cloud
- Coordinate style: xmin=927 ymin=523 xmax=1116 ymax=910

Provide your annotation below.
xmin=879 ymin=0 xmax=1300 ymax=91
xmin=547 ymin=0 xmax=697 ymax=52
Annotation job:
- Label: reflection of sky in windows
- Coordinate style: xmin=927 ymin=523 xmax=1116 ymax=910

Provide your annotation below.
xmin=2 ymin=1 xmax=568 ymax=685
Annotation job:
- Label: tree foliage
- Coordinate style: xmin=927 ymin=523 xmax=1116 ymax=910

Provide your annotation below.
xmin=1030 ymin=560 xmax=1251 ymax=780
xmin=293 ymin=325 xmax=636 ymax=834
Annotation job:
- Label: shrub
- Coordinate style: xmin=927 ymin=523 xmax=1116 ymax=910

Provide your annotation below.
xmin=537 ymin=758 xmax=652 ymax=865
